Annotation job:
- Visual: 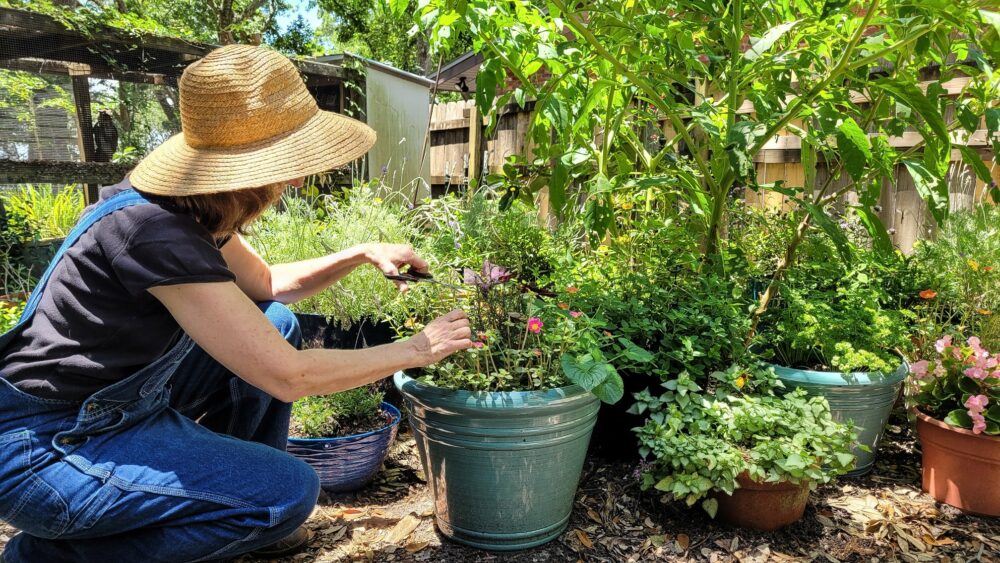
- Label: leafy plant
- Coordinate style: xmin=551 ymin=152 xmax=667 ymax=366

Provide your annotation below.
xmin=2 ymin=185 xmax=84 ymax=239
xmin=909 ymin=335 xmax=1000 ymax=435
xmin=291 ymin=385 xmax=386 ymax=438
xmin=0 ymin=300 xmax=25 ymax=333
xmin=410 ymin=0 xmax=1000 ymax=340
xmin=760 ymin=227 xmax=913 ymax=374
xmin=634 ymin=363 xmax=857 ymax=517
xmin=249 ymin=186 xmax=424 ymax=328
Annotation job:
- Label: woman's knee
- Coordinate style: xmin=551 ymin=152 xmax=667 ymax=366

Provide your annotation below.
xmin=268 ymin=456 xmax=320 ymax=530
xmin=257 ymin=301 xmax=301 ymax=348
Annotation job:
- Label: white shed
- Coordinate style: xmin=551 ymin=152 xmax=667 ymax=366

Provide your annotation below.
xmin=313 ymin=54 xmax=433 ymax=199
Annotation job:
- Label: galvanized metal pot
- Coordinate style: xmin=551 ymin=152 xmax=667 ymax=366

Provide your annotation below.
xmin=394 ymin=372 xmax=600 ymax=551
xmin=771 ymin=362 xmax=908 ymax=476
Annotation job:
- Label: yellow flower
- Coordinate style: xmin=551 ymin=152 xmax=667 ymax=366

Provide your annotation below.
xmin=373 ymin=197 xmax=383 ymax=205
xmin=597 ymin=245 xmax=610 ymax=254
xmin=404 ymin=318 xmax=415 ymax=329
xmin=621 ymin=202 xmax=635 ymax=210
xmin=978 ymin=308 xmax=993 ymax=316
xmin=969 ymin=259 xmax=980 ymax=271
xmin=735 ymin=376 xmax=747 ymax=389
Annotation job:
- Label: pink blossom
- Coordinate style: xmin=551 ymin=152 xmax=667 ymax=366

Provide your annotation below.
xmin=972 ymin=413 xmax=987 ymax=434
xmin=910 ymin=360 xmax=930 ymax=379
xmin=472 ymin=341 xmax=484 ymax=349
xmin=965 ymin=366 xmax=988 ymax=380
xmin=965 ymin=394 xmax=989 ymax=413
xmin=526 ymin=317 xmax=544 ymax=334
xmin=570 ymin=311 xmax=582 ymax=318
xmin=935 ymin=335 xmax=953 ymax=354
xmin=969 ymin=336 xmax=991 ymax=359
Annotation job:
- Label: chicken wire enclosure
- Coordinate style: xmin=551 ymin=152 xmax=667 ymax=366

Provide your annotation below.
xmin=0 ymin=6 xmax=363 ymax=201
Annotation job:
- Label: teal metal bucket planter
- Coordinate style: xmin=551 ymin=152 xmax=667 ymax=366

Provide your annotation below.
xmin=771 ymin=362 xmax=908 ymax=476
xmin=394 ymin=372 xmax=599 ymax=551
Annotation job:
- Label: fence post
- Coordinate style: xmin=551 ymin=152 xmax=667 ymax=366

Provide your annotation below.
xmin=69 ymin=64 xmax=98 ymax=204
xmin=468 ymin=104 xmax=483 ymax=186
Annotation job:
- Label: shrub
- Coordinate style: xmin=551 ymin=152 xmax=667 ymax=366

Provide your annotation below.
xmin=2 ymin=184 xmax=84 ymax=239
xmin=291 ymin=385 xmax=385 ymax=438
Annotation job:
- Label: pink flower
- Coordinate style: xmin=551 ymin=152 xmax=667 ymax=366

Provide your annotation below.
xmin=965 ymin=394 xmax=989 ymax=413
xmin=935 ymin=335 xmax=953 ymax=354
xmin=472 ymin=341 xmax=484 ymax=349
xmin=910 ymin=360 xmax=930 ymax=379
xmin=965 ymin=366 xmax=988 ymax=380
xmin=972 ymin=413 xmax=987 ymax=434
xmin=570 ymin=311 xmax=582 ymax=318
xmin=526 ymin=317 xmax=544 ymax=334
xmin=969 ymin=336 xmax=991 ymax=359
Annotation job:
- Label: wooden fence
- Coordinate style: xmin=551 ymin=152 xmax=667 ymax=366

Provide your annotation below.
xmin=429 ymin=87 xmax=1000 ymax=253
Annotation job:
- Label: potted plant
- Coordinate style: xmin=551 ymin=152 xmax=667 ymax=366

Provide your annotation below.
xmin=908 ymin=334 xmax=1000 ymax=516
xmin=393 ymin=256 xmax=649 ymax=550
xmin=286 ymin=385 xmax=401 ymax=493
xmin=634 ymin=364 xmax=857 ymax=531
xmin=761 ymin=235 xmax=913 ymax=475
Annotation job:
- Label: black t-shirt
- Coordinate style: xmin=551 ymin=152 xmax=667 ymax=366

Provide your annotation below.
xmin=0 ymin=180 xmax=236 ymax=401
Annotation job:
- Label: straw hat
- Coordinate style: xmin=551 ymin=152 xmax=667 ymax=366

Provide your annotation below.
xmin=130 ymin=44 xmax=376 ymax=195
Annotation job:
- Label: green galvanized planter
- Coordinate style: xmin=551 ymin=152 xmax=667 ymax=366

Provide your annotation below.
xmin=394 ymin=372 xmax=599 ymax=551
xmin=771 ymin=362 xmax=908 ymax=476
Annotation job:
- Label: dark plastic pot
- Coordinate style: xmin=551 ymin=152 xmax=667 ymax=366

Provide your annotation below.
xmin=915 ymin=410 xmax=1000 ymax=517
xmin=294 ymin=314 xmax=402 ymax=406
xmin=589 ymin=370 xmax=660 ymax=459
xmin=286 ymin=402 xmax=400 ymax=493
xmin=394 ymin=372 xmax=599 ymax=551
xmin=771 ymin=362 xmax=908 ymax=476
xmin=712 ymin=473 xmax=810 ymax=531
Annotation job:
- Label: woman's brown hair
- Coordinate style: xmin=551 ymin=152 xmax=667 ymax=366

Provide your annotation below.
xmin=161 ymin=183 xmax=285 ymax=238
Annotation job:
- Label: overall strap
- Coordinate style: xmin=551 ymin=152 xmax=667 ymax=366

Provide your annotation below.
xmin=20 ymin=188 xmax=150 ymax=322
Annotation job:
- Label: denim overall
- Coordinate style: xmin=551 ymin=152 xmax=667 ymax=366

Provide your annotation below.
xmin=0 ymin=189 xmax=319 ymax=562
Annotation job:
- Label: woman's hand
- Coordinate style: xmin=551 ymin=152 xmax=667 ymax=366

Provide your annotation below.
xmin=407 ymin=309 xmax=473 ymax=367
xmin=362 ymin=243 xmax=430 ymax=292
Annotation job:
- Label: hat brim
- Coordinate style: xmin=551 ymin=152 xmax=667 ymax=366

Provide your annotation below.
xmin=129 ymin=110 xmax=376 ymax=196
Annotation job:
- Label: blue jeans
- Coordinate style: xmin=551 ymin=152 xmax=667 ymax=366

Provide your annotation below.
xmin=0 ymin=302 xmax=320 ymax=563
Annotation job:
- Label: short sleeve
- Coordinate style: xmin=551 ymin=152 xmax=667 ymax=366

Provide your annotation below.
xmin=110 ymin=213 xmax=235 ymax=296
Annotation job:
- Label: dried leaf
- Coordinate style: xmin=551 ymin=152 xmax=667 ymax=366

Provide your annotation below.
xmin=385 ymin=514 xmax=421 ymax=544
xmin=404 ymin=541 xmax=429 ymax=553
xmin=677 ymin=533 xmax=690 ymax=550
xmin=575 ymin=528 xmax=594 ymax=549
xmin=587 ymin=508 xmax=603 ymax=524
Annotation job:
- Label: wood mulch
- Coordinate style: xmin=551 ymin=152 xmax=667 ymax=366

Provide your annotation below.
xmin=2 ymin=412 xmax=998 ymax=562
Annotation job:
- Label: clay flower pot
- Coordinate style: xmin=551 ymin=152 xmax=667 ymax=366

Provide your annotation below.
xmin=915 ymin=410 xmax=1000 ymax=517
xmin=713 ymin=473 xmax=810 ymax=531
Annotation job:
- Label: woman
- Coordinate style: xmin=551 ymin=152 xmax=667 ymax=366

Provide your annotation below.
xmin=0 ymin=45 xmax=472 ymax=562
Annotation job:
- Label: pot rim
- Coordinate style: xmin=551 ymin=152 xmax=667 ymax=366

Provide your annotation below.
xmin=769 ymin=360 xmax=909 ymax=387
xmin=913 ymin=408 xmax=1000 ymax=441
xmin=394 ymin=371 xmax=593 ymax=405
xmin=287 ymin=401 xmax=400 ymax=444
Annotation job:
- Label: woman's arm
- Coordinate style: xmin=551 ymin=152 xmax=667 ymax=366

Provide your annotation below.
xmin=148 ymin=281 xmax=471 ymax=402
xmin=222 ymin=236 xmax=426 ymax=304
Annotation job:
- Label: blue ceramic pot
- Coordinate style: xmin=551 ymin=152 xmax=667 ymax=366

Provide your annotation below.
xmin=287 ymin=402 xmax=400 ymax=492
xmin=771 ymin=362 xmax=908 ymax=476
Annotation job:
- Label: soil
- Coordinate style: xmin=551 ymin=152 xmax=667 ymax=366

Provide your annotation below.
xmin=289 ymin=409 xmax=394 ymax=439
xmin=2 ymin=410 xmax=999 ymax=562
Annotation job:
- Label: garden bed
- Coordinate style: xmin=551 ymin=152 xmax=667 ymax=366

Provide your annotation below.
xmin=0 ymin=415 xmax=997 ymax=561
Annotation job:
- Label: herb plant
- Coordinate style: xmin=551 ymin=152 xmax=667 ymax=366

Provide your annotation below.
xmin=633 ymin=363 xmax=857 ymax=517
xmin=291 ymin=385 xmax=386 ymax=438
xmin=909 ymin=335 xmax=1000 ymax=435
xmin=908 ymin=205 xmax=1000 ymax=353
xmin=2 ymin=185 xmax=84 ymax=239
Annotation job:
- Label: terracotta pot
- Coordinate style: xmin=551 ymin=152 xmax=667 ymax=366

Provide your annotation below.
xmin=915 ymin=410 xmax=1000 ymax=517
xmin=713 ymin=473 xmax=810 ymax=531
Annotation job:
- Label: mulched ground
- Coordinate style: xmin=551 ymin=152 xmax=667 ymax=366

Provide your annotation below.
xmin=2 ymin=412 xmax=998 ymax=562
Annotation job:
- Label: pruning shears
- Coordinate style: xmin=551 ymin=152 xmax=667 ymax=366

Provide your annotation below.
xmin=384 ymin=270 xmax=466 ymax=292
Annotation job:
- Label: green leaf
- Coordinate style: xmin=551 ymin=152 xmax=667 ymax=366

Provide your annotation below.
xmin=903 ymin=159 xmax=949 ymax=224
xmin=801 ymin=201 xmax=852 ymax=264
xmin=836 ymin=118 xmax=872 ymax=183
xmin=618 ymin=337 xmax=654 ymax=363
xmin=874 ymin=78 xmax=949 ymax=141
xmin=702 ymin=498 xmax=719 ymax=519
xmin=835 ymin=452 xmax=856 ymax=468
xmin=981 ymin=10 xmax=1000 ymax=34
xmin=745 ymin=21 xmax=797 ymax=60
xmin=944 ymin=409 xmax=973 ymax=429
xmin=592 ymin=369 xmax=625 ymax=404
xmin=560 ymin=353 xmax=605 ymax=391
xmin=958 ymin=145 xmax=993 ymax=185
xmin=855 ymin=205 xmax=893 ymax=258
xmin=985 ymin=405 xmax=1000 ymax=423
xmin=802 ymin=136 xmax=817 ymax=191
xmin=388 ymin=0 xmax=410 ymax=16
